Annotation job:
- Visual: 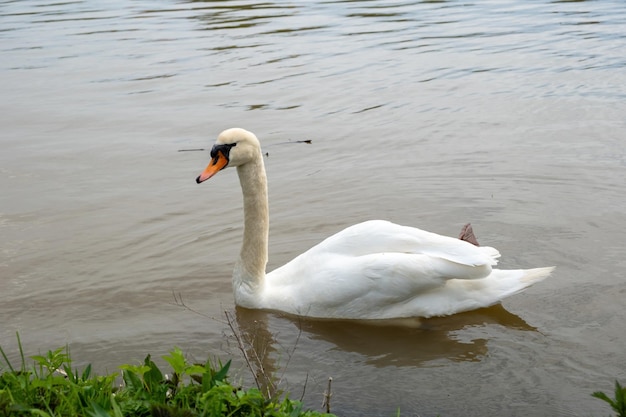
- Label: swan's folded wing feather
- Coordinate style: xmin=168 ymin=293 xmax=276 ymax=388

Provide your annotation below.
xmin=318 ymin=252 xmax=492 ymax=305
xmin=273 ymin=252 xmax=492 ymax=318
xmin=312 ymin=220 xmax=500 ymax=267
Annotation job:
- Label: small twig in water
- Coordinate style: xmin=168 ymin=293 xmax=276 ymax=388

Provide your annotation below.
xmin=179 ymin=139 xmax=311 ymax=154
xmin=275 ymin=318 xmax=303 ymax=389
xmin=299 ymin=373 xmax=309 ymax=402
xmin=170 ymin=292 xmax=215 ymax=320
xmin=224 ymin=310 xmax=267 ymax=395
xmin=322 ymin=377 xmax=333 ymax=414
xmin=265 ymin=139 xmax=313 ymax=147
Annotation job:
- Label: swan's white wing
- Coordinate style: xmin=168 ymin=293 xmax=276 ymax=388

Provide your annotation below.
xmin=265 ymin=249 xmax=494 ymax=319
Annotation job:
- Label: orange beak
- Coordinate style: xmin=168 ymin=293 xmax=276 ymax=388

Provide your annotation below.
xmin=196 ymin=151 xmax=229 ymax=184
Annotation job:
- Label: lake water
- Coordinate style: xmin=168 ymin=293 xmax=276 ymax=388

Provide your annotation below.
xmin=2 ymin=0 xmax=626 ymax=415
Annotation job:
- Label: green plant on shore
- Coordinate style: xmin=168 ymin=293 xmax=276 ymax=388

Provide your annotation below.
xmin=0 ymin=334 xmax=334 ymax=417
xmin=592 ymin=380 xmax=626 ymax=417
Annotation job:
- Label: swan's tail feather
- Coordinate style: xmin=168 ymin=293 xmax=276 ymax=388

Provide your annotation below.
xmin=416 ymin=266 xmax=554 ymax=317
xmin=485 ymin=266 xmax=554 ymax=301
xmin=521 ymin=266 xmax=555 ymax=285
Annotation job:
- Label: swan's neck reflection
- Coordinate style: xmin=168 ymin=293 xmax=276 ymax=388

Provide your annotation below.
xmin=229 ymin=309 xmax=279 ymax=397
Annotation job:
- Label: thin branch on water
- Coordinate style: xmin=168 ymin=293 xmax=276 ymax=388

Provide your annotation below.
xmin=322 ymin=377 xmax=333 ymax=414
xmin=170 ymin=292 xmax=228 ymax=326
xmin=224 ymin=310 xmax=266 ymax=394
xmin=170 ymin=292 xmax=209 ymax=318
xmin=178 ymin=139 xmax=312 ymax=153
xmin=263 ymin=139 xmax=313 ymax=147
xmin=299 ymin=372 xmax=309 ymax=402
xmin=275 ymin=318 xmax=303 ymax=389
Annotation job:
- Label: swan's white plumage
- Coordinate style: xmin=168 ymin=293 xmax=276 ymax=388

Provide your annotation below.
xmin=196 ymin=128 xmax=554 ymax=320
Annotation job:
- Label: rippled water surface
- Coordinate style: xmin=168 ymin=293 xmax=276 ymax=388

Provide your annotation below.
xmin=2 ymin=1 xmax=626 ymax=416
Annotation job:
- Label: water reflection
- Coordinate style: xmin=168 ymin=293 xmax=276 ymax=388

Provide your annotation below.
xmin=235 ymin=304 xmax=536 ymax=373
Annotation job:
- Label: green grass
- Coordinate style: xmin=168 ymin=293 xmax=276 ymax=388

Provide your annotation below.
xmin=0 ymin=334 xmax=334 ymax=417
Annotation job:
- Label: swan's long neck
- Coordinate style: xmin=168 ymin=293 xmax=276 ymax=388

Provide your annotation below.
xmin=233 ymin=153 xmax=269 ymax=296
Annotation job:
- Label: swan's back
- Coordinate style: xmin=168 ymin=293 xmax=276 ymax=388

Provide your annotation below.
xmin=306 ymin=220 xmax=500 ymax=265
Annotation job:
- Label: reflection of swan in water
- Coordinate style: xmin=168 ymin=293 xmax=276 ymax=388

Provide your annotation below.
xmin=233 ymin=304 xmax=537 ymax=371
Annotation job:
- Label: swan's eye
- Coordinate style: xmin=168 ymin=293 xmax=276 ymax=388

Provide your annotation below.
xmin=210 ymin=142 xmax=237 ymax=159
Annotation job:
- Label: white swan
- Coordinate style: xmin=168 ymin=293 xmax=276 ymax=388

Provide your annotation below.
xmin=196 ymin=128 xmax=553 ymax=320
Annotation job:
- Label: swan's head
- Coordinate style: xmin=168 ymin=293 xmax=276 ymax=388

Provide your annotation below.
xmin=196 ymin=128 xmax=261 ymax=184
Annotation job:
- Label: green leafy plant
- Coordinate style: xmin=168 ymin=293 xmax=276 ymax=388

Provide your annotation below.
xmin=0 ymin=339 xmax=119 ymax=417
xmin=1 ymin=334 xmax=334 ymax=417
xmin=592 ymin=380 xmax=626 ymax=417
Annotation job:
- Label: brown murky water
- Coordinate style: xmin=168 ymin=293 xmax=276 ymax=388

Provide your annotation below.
xmin=2 ymin=1 xmax=626 ymax=416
